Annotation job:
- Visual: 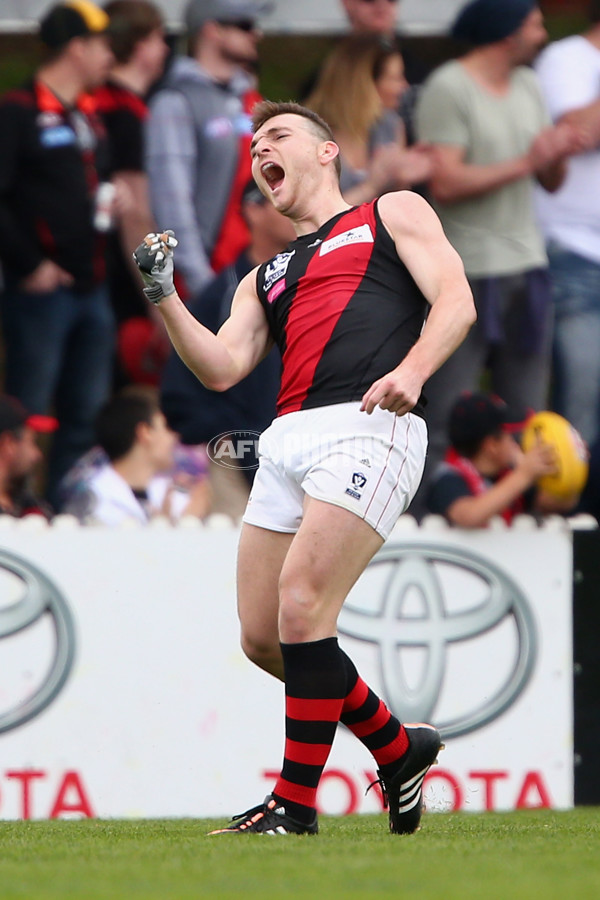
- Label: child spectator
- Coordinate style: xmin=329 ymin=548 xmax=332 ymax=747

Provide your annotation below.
xmin=426 ymin=391 xmax=563 ymax=527
xmin=61 ymin=389 xmax=210 ymax=524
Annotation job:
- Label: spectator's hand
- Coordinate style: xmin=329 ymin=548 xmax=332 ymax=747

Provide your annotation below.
xmin=20 ymin=260 xmax=74 ymax=293
xmin=396 ymin=144 xmax=434 ymax=187
xmin=181 ymin=476 xmax=212 ymax=520
xmin=368 ymin=144 xmax=410 ymax=193
xmin=111 ymin=175 xmax=135 ymax=220
xmin=528 ymin=122 xmax=582 ymax=173
xmin=133 ymin=230 xmax=178 ymax=304
xmin=514 ymin=439 xmax=559 ymax=484
xmin=560 ymin=105 xmax=600 ymax=153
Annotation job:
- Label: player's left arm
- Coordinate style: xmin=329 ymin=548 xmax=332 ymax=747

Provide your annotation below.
xmin=361 ymin=190 xmax=476 ymax=415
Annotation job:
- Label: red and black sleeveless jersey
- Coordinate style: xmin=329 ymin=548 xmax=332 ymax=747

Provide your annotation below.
xmin=256 ymin=200 xmax=428 ymax=417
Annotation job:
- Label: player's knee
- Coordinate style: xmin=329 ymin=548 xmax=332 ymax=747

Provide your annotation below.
xmin=278 ymin=575 xmax=324 ymax=640
xmin=240 ymin=631 xmax=283 ymax=679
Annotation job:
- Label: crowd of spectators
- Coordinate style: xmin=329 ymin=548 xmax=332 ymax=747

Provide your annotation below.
xmin=0 ymin=0 xmax=599 ymax=527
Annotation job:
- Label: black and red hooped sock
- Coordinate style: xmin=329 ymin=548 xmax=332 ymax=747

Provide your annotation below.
xmin=339 ymin=649 xmax=409 ymax=770
xmin=272 ymin=637 xmax=346 ymax=824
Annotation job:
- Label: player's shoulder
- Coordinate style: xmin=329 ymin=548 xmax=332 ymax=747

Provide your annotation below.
xmin=233 ymin=264 xmax=263 ymax=303
xmin=423 ymin=59 xmax=461 ymax=88
xmin=377 ymin=190 xmax=438 ymax=233
xmin=236 ymin=263 xmax=260 ymax=286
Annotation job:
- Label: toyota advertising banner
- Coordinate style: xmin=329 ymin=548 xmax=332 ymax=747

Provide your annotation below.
xmin=0 ymin=521 xmax=573 ymax=820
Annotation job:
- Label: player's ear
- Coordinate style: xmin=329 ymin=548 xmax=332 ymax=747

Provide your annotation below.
xmin=319 ymin=140 xmax=340 ymax=168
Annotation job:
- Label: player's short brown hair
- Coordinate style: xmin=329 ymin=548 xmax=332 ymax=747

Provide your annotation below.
xmin=250 ymin=100 xmax=341 ymax=180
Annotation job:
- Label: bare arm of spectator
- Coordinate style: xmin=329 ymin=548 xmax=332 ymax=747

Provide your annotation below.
xmin=446 ymin=441 xmax=558 ymax=528
xmin=528 ymin=123 xmax=581 ymax=192
xmin=559 ymin=101 xmax=600 ymax=151
xmin=426 ymin=122 xmax=578 ymax=205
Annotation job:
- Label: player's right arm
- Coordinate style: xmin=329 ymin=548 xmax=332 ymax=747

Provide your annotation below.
xmin=160 ymin=271 xmax=272 ymax=391
xmin=133 ymin=232 xmax=272 ymax=391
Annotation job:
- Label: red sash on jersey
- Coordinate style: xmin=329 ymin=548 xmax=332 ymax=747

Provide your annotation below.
xmin=210 ymin=88 xmax=261 ymax=274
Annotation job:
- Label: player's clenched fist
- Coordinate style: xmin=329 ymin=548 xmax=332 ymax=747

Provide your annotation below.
xmin=133 ymin=230 xmax=178 ymax=304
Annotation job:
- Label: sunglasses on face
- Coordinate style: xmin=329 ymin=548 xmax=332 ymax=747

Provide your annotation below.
xmin=217 ymin=19 xmax=257 ymax=32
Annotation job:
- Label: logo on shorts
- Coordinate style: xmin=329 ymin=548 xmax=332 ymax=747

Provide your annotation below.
xmin=345 ymin=471 xmax=367 ymax=500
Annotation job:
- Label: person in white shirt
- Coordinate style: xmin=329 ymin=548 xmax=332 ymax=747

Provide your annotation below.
xmin=535 ymin=1 xmax=600 ymax=447
xmin=62 ymin=388 xmax=210 ymax=524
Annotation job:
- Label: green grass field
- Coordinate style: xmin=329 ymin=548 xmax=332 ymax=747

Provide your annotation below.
xmin=1 ymin=809 xmax=599 ymax=899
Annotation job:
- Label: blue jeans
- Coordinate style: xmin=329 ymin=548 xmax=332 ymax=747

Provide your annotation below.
xmin=0 ymin=282 xmax=115 ymax=505
xmin=548 ymin=241 xmax=600 ymax=447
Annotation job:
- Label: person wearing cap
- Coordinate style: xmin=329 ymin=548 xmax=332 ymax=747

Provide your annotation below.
xmin=425 ymin=391 xmax=560 ymax=527
xmin=144 ymin=0 xmax=269 ymax=304
xmin=0 ymin=0 xmax=116 ymax=509
xmin=412 ymin=0 xmax=584 ymax=518
xmin=0 ymin=395 xmax=57 ymax=519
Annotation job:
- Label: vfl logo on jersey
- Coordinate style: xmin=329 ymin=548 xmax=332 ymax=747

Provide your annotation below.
xmin=319 ymin=224 xmax=374 ymax=257
xmin=263 ymin=250 xmax=295 ymax=292
xmin=345 ymin=471 xmax=368 ymax=500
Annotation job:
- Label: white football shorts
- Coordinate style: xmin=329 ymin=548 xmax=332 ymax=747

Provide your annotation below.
xmin=242 ymin=402 xmax=427 ymax=540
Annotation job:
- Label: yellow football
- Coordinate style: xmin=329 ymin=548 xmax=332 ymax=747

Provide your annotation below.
xmin=521 ymin=411 xmax=588 ymax=499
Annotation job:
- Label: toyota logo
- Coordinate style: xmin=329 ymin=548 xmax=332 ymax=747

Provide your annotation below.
xmin=338 ymin=542 xmax=537 ymax=738
xmin=0 ymin=549 xmax=75 ymax=733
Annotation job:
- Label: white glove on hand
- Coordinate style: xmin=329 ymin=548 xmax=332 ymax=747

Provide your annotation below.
xmin=133 ymin=230 xmax=178 ymax=305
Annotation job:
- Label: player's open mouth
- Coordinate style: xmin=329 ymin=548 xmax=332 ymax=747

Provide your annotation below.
xmin=261 ymin=161 xmax=285 ymax=191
